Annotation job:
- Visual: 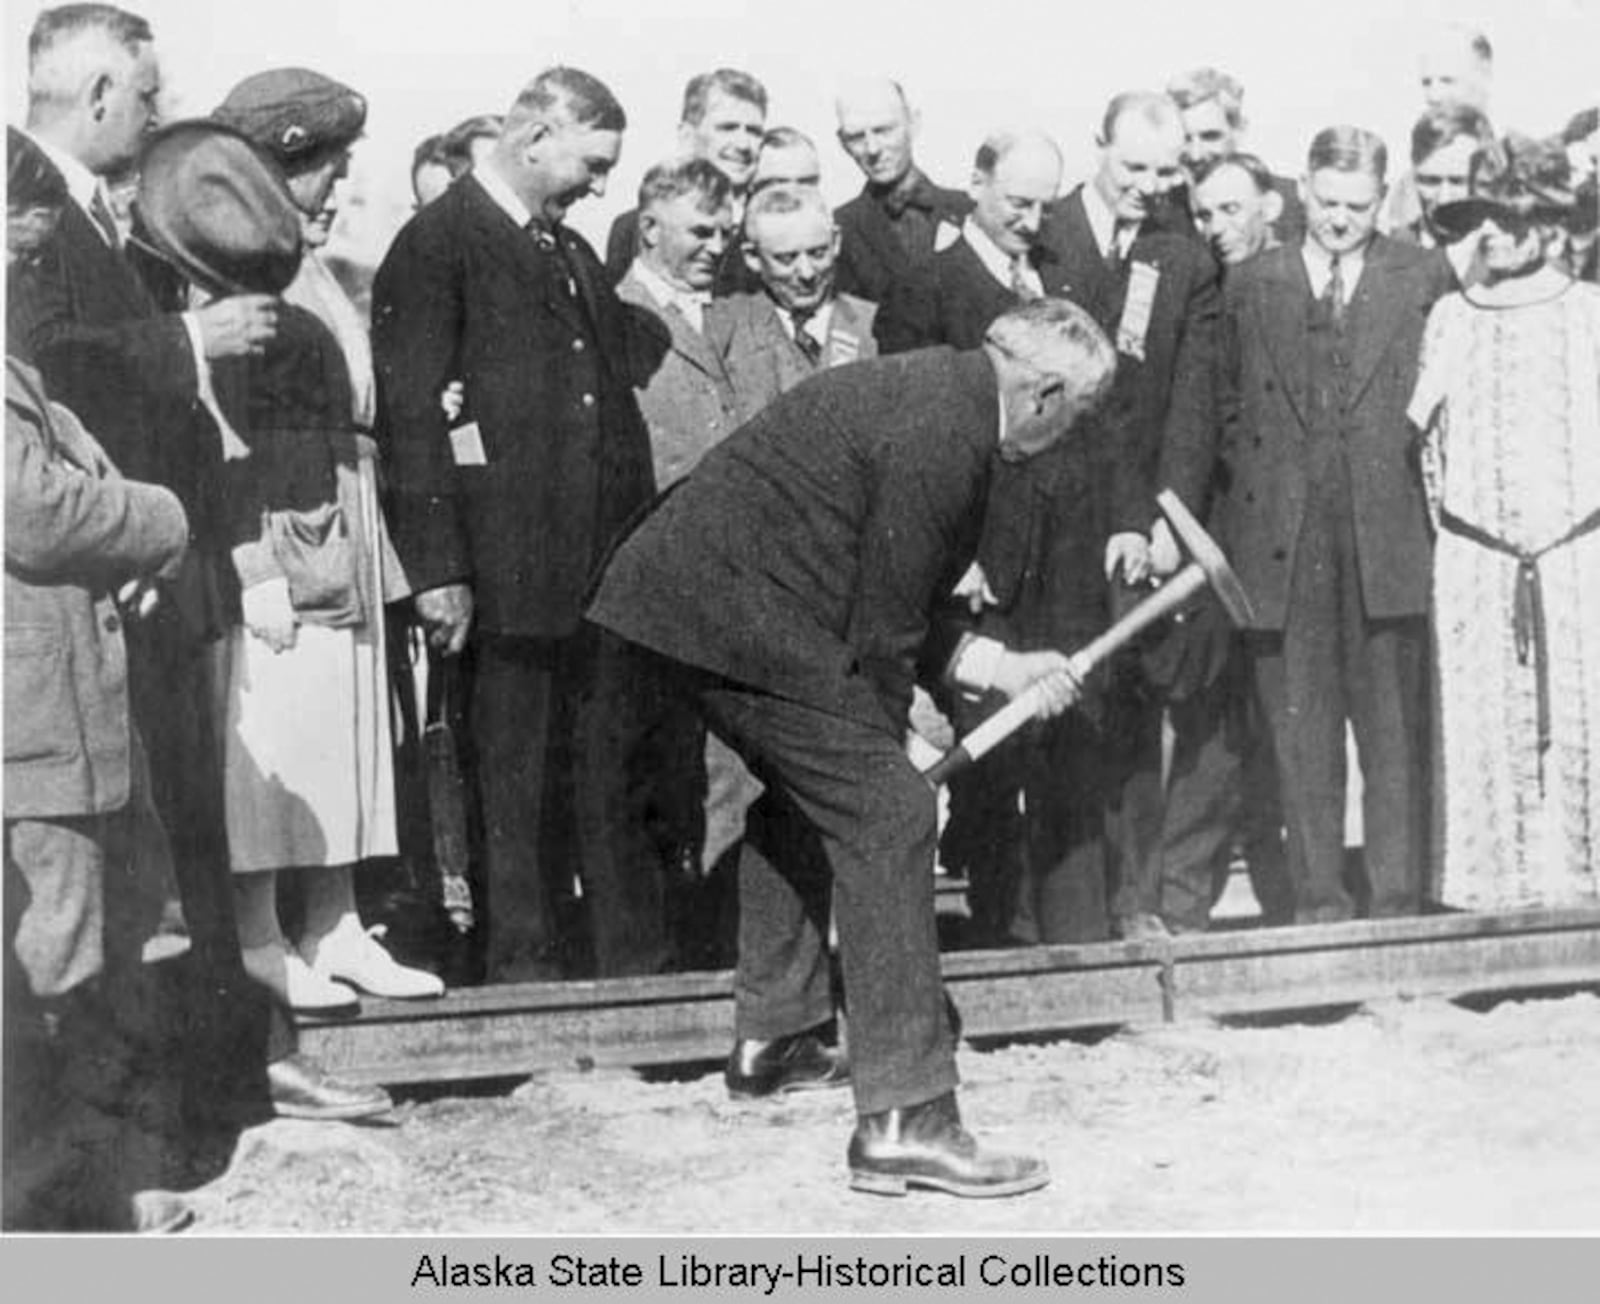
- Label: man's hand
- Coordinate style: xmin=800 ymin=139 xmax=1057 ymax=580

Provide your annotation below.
xmin=242 ymin=577 xmax=297 ymax=653
xmin=195 ymin=295 xmax=280 ymax=360
xmin=1149 ymin=517 xmax=1182 ymax=578
xmin=415 ymin=583 xmax=473 ymax=655
xmin=991 ymin=648 xmax=1082 ymax=717
xmin=1105 ymin=531 xmax=1153 ymax=585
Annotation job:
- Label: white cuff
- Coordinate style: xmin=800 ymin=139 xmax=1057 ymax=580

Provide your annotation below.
xmin=951 ymin=635 xmax=1006 ymax=692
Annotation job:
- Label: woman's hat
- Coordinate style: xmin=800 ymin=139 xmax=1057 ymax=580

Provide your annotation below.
xmin=1430 ymin=131 xmax=1581 ymax=242
xmin=213 ymin=68 xmax=367 ymax=168
xmin=136 ymin=120 xmax=302 ymax=296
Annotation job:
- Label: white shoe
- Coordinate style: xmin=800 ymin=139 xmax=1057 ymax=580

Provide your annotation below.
xmin=241 ymin=942 xmax=360 ymax=1013
xmin=302 ymin=923 xmax=446 ymax=1000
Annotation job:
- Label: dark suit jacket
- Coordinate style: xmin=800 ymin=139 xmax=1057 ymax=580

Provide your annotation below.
xmin=12 ymin=192 xmax=210 ymax=527
xmin=587 ymin=348 xmax=1000 ymax=734
xmin=703 ymin=289 xmax=877 ymax=423
xmin=370 ymin=175 xmax=655 ymax=640
xmin=873 ymin=233 xmax=1069 ymax=355
xmin=833 ymin=173 xmax=973 ymax=305
xmin=1217 ymin=237 xmax=1455 ymax=630
xmin=1037 ymin=186 xmax=1222 ymax=530
xmin=604 ymin=207 xmax=760 ymax=296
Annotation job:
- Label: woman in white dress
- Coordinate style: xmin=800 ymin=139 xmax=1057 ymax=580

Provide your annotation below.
xmin=1408 ymin=133 xmax=1600 ymax=912
xmin=139 ymin=108 xmax=441 ymax=1014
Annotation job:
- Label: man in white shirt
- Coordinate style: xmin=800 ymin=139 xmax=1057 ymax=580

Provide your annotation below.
xmin=874 ymin=130 xmax=1064 ymax=355
xmin=1218 ymin=125 xmax=1455 ymax=925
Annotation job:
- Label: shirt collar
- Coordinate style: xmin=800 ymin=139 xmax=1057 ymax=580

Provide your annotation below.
xmin=631 ymin=257 xmax=709 ymax=319
xmin=26 ymin=132 xmax=100 ymax=216
xmin=961 ymin=216 xmax=1025 ymax=288
xmin=775 ymin=297 xmax=834 ymax=342
xmin=474 ymin=160 xmax=534 ymax=229
xmin=871 ymin=167 xmax=934 ymax=217
xmin=1300 ymin=238 xmax=1369 ymax=298
xmin=1080 ymin=181 xmax=1119 ymax=258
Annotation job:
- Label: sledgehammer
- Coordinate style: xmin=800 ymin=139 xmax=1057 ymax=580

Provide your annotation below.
xmin=920 ymin=489 xmax=1255 ymax=787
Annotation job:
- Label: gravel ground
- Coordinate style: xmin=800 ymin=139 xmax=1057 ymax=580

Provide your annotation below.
xmin=186 ymin=990 xmax=1600 ymax=1234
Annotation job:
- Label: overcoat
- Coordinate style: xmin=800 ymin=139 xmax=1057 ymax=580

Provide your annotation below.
xmin=371 ymin=175 xmax=656 ymax=639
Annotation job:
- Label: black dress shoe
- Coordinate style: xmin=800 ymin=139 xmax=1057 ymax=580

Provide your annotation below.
xmin=267 ymin=1052 xmax=394 ymax=1121
xmin=131 ymin=1190 xmax=195 ymax=1234
xmin=847 ymin=1091 xmax=1049 ymax=1197
xmin=724 ymin=1029 xmax=849 ymax=1099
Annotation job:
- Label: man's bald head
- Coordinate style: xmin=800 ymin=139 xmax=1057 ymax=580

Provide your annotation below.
xmin=970 ymin=130 xmax=1062 ymax=257
xmin=835 ymin=77 xmax=918 ymax=189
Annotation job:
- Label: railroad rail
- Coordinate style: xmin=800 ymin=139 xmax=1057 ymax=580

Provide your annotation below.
xmin=299 ymin=905 xmax=1600 ymax=1086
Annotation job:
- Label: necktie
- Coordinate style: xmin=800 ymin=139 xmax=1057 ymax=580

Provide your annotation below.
xmin=528 ymin=218 xmax=581 ymax=304
xmin=1010 ymin=255 xmax=1041 ymax=301
xmin=1324 ymin=254 xmax=1345 ymax=322
xmin=790 ymin=309 xmax=823 ymax=365
xmin=88 ymin=186 xmax=120 ymax=249
xmin=1106 ymin=221 xmax=1134 ymax=275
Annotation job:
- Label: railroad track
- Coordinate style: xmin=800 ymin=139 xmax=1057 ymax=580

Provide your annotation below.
xmin=299 ymin=905 xmax=1600 ymax=1086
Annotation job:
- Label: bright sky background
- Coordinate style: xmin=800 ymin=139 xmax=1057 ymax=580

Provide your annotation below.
xmin=6 ymin=0 xmax=1598 ymax=265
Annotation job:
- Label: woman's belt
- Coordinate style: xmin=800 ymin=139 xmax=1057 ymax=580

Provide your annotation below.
xmin=1439 ymin=504 xmax=1600 ymax=781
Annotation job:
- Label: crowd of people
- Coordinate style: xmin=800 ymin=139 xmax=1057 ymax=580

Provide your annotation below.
xmin=4 ymin=3 xmax=1598 ymax=1224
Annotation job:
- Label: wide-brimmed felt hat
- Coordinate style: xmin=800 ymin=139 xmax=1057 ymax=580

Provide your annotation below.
xmin=136 ymin=120 xmax=302 ymax=296
xmin=213 ymin=68 xmax=367 ymax=168
xmin=1431 ymin=131 xmax=1582 ymax=242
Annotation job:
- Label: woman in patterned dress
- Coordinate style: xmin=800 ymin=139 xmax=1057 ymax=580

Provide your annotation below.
xmin=1408 ymin=133 xmax=1600 ymax=911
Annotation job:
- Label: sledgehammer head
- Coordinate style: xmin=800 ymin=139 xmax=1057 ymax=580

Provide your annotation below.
xmin=1156 ymin=489 xmax=1255 ymax=627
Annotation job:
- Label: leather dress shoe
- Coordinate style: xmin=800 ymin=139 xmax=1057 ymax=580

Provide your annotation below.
xmin=847 ymin=1091 xmax=1049 ymax=1197
xmin=131 ymin=1189 xmax=195 ymax=1234
xmin=725 ymin=1028 xmax=849 ymax=1099
xmin=267 ymin=1052 xmax=393 ymax=1121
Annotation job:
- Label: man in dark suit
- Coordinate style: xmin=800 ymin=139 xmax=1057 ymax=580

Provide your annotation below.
xmin=1220 ymin=126 xmax=1454 ymax=923
xmin=706 ymin=183 xmax=878 ymax=423
xmin=1167 ymin=67 xmax=1305 ymax=246
xmin=13 ymin=4 xmax=388 ymax=1128
xmin=588 ymin=300 xmax=1116 ymax=1197
xmin=372 ymin=66 xmax=667 ymax=983
xmin=1008 ymin=91 xmax=1221 ymax=943
xmin=831 ymin=79 xmax=972 ymax=305
xmin=604 ymin=68 xmax=766 ymax=294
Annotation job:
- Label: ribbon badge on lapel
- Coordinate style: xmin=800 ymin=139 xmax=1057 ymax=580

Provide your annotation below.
xmin=1117 ymin=260 xmax=1160 ymax=362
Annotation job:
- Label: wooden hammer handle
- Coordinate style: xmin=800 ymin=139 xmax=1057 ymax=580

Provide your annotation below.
xmin=920 ymin=563 xmax=1209 ymax=787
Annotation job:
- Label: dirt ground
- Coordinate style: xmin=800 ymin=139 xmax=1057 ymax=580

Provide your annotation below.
xmin=186 ymin=989 xmax=1600 ymax=1234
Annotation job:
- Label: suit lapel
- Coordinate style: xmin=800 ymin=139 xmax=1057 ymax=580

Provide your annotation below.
xmin=1342 ymin=238 xmax=1410 ymax=407
xmin=461 ymin=177 xmax=592 ymax=337
xmin=1046 ymin=191 xmax=1118 ymax=326
xmin=1251 ymin=246 xmax=1314 ymax=429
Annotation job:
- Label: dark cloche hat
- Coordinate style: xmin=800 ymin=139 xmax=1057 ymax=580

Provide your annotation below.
xmin=1431 ymin=131 xmax=1581 ymax=242
xmin=213 ymin=68 xmax=367 ymax=166
xmin=136 ymin=120 xmax=302 ymax=296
